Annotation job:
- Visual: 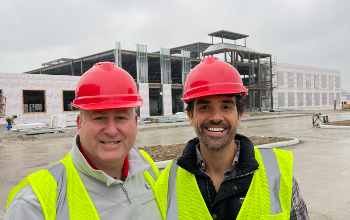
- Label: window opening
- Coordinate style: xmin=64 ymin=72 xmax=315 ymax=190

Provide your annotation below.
xmin=23 ymin=90 xmax=46 ymax=113
xmin=63 ymin=90 xmax=79 ymax=112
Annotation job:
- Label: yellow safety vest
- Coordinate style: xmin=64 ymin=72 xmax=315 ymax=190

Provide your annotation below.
xmin=155 ymin=147 xmax=293 ymax=220
xmin=6 ymin=150 xmax=160 ymax=220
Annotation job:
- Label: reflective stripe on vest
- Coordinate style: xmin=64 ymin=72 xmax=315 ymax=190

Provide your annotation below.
xmin=259 ymin=148 xmax=282 ymax=215
xmin=167 ymin=159 xmax=179 ymax=220
xmin=158 ymin=147 xmax=293 ymax=220
xmin=7 ymin=151 xmax=159 ymax=220
xmin=44 ymin=163 xmax=70 ymax=220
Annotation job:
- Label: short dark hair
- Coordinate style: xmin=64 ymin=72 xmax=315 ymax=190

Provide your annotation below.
xmin=185 ymin=94 xmax=245 ymax=116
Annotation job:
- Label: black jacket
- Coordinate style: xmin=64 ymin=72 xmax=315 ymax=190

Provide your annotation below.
xmin=176 ymin=133 xmax=259 ymax=220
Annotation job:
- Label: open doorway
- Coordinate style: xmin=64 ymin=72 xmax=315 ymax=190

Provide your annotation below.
xmin=149 ymin=88 xmax=162 ymax=116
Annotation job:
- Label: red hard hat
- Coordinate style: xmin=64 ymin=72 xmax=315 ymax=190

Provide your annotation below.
xmin=182 ymin=57 xmax=248 ymax=103
xmin=72 ymin=62 xmax=142 ymax=110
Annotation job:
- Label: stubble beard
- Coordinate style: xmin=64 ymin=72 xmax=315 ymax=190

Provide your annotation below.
xmin=195 ymin=122 xmax=236 ymax=151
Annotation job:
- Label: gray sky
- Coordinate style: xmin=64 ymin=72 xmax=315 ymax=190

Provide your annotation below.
xmin=1 ymin=0 xmax=349 ymax=91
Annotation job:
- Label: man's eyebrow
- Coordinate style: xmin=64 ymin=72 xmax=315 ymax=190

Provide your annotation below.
xmin=221 ymin=100 xmax=235 ymax=105
xmin=91 ymin=110 xmax=128 ymax=116
xmin=196 ymin=100 xmax=211 ymax=105
xmin=91 ymin=111 xmax=107 ymax=115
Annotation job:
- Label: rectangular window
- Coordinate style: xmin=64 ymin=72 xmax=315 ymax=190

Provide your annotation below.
xmin=306 ymin=74 xmax=311 ymax=87
xmin=288 ymin=73 xmax=294 ymax=87
xmin=322 ymin=76 xmax=326 ymax=88
xmin=288 ymin=93 xmax=294 ymax=107
xmin=336 ymin=77 xmax=340 ymax=88
xmin=278 ymin=72 xmax=284 ymax=86
xmin=278 ymin=92 xmax=285 ymax=107
xmin=315 ymin=93 xmax=320 ymax=106
xmin=337 ymin=93 xmax=341 ymax=105
xmin=329 ymin=93 xmax=334 ymax=106
xmin=314 ymin=75 xmax=319 ymax=88
xmin=297 ymin=73 xmax=303 ymax=87
xmin=322 ymin=93 xmax=327 ymax=105
xmin=298 ymin=93 xmax=303 ymax=107
xmin=23 ymin=90 xmax=46 ymax=113
xmin=329 ymin=76 xmax=333 ymax=88
xmin=307 ymin=93 xmax=312 ymax=106
xmin=63 ymin=90 xmax=79 ymax=112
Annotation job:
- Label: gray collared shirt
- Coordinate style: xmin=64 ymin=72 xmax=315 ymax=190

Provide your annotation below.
xmin=195 ymin=140 xmax=241 ymax=181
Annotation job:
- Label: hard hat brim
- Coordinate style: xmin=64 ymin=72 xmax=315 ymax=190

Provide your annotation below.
xmin=72 ymin=100 xmax=143 ymax=110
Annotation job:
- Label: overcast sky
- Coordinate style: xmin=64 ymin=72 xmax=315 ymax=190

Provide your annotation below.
xmin=1 ymin=0 xmax=349 ymax=91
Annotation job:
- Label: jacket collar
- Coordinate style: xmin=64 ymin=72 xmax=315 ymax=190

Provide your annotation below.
xmin=71 ymin=135 xmax=151 ymax=186
xmin=177 ymin=133 xmax=259 ymax=177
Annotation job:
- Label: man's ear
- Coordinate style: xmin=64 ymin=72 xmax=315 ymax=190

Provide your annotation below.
xmin=134 ymin=114 xmax=138 ymax=125
xmin=237 ymin=113 xmax=243 ymax=127
xmin=187 ymin=111 xmax=194 ymax=126
xmin=77 ymin=114 xmax=82 ymax=135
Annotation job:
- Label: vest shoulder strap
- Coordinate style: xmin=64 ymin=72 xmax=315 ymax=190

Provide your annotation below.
xmin=139 ymin=150 xmax=160 ymax=179
xmin=139 ymin=150 xmax=161 ymax=207
xmin=6 ymin=169 xmax=58 ymax=220
xmin=156 ymin=159 xmax=212 ymax=220
xmin=155 ymin=160 xmax=173 ymax=220
xmin=59 ymin=152 xmax=100 ymax=220
xmin=237 ymin=147 xmax=293 ymax=220
xmin=7 ymin=152 xmax=101 ymax=220
xmin=176 ymin=166 xmax=213 ymax=220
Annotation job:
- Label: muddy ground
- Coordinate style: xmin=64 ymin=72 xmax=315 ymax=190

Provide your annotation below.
xmin=0 ymin=109 xmax=347 ymax=162
xmin=325 ymin=120 xmax=350 ymax=126
xmin=0 ymin=128 xmax=292 ymax=162
xmin=139 ymin=136 xmax=292 ymax=162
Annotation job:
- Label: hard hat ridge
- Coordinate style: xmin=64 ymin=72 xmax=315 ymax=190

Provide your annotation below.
xmin=182 ymin=57 xmax=247 ymax=103
xmin=72 ymin=62 xmax=143 ymax=110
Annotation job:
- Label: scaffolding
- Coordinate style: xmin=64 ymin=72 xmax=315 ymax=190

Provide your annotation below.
xmin=203 ymin=30 xmax=274 ymax=111
xmin=136 ymin=44 xmax=148 ymax=83
xmin=271 ymin=56 xmax=279 ymax=109
xmin=115 ymin=41 xmax=122 ymax=68
xmin=160 ymin=47 xmax=171 ymax=84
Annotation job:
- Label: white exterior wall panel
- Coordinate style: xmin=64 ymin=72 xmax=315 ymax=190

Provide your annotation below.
xmin=138 ymin=83 xmax=150 ymax=118
xmin=162 ymin=84 xmax=172 ymax=116
xmin=0 ymin=73 xmax=80 ymax=125
xmin=273 ymin=63 xmax=341 ymax=110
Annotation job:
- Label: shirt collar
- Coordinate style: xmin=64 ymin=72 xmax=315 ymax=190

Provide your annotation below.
xmin=79 ymin=144 xmax=129 ymax=181
xmin=196 ymin=140 xmax=241 ymax=173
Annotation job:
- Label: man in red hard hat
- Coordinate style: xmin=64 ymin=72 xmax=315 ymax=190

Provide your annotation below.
xmin=155 ymin=57 xmax=309 ymax=220
xmin=5 ymin=62 xmax=162 ymax=220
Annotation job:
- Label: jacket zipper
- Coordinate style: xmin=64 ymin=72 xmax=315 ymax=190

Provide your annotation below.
xmin=222 ymin=168 xmax=258 ymax=183
xmin=206 ymin=168 xmax=258 ymax=208
xmin=121 ymin=183 xmax=132 ymax=204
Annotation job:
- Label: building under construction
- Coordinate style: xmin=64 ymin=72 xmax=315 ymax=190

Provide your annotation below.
xmin=0 ymin=30 xmax=341 ymax=124
xmin=24 ymin=30 xmax=273 ymax=115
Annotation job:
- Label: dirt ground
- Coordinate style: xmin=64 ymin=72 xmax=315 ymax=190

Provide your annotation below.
xmin=325 ymin=120 xmax=350 ymax=126
xmin=139 ymin=136 xmax=292 ymax=162
xmin=0 ymin=125 xmax=292 ymax=163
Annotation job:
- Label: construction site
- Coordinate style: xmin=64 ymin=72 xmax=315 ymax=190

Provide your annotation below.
xmin=1 ymin=30 xmax=349 ymax=220
xmin=0 ymin=30 xmax=342 ymax=127
xmin=1 ymin=109 xmax=350 ymax=219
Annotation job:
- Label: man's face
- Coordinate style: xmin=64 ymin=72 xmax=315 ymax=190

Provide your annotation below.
xmin=77 ymin=108 xmax=137 ymax=167
xmin=187 ymin=95 xmax=242 ymax=151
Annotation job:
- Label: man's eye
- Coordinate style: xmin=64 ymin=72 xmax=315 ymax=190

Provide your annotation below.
xmin=223 ymin=105 xmax=232 ymax=110
xmin=117 ymin=116 xmax=126 ymax=120
xmin=201 ymin=106 xmax=209 ymax=110
xmin=94 ymin=117 xmax=104 ymax=120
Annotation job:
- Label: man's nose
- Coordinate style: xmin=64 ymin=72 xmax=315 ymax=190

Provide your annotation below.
xmin=104 ymin=118 xmax=118 ymax=136
xmin=208 ymin=106 xmax=223 ymax=123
